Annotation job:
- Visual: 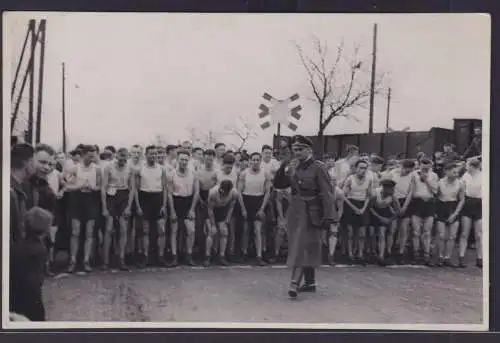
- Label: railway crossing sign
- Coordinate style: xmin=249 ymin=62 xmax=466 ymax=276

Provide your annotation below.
xmin=258 ymin=93 xmax=302 ymax=131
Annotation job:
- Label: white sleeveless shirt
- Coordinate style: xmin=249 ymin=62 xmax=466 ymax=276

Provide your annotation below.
xmin=391 ymin=169 xmax=413 ymax=199
xmin=216 ymin=168 xmax=239 ymax=187
xmin=412 ymin=170 xmax=438 ymax=199
xmin=171 ymin=169 xmax=196 ymax=197
xmin=346 ymin=174 xmax=371 ymax=201
xmin=139 ymin=164 xmax=163 ymax=193
xmin=438 ymin=178 xmax=461 ymax=202
xmin=107 ymin=162 xmax=131 ymax=193
xmin=242 ymin=168 xmax=267 ymax=196
xmin=461 ymin=172 xmax=481 ymax=199
xmin=76 ymin=163 xmax=98 ymax=192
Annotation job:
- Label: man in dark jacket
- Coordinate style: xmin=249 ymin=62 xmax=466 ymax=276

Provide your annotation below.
xmin=10 ymin=143 xmax=35 ymax=244
xmin=10 ymin=207 xmax=53 ymax=321
xmin=273 ymin=135 xmax=335 ymax=299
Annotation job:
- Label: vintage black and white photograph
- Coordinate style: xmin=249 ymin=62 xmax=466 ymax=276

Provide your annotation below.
xmin=3 ymin=12 xmax=489 ymax=330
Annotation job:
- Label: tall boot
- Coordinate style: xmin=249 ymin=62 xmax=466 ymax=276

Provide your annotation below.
xmin=298 ymin=267 xmax=316 ymax=292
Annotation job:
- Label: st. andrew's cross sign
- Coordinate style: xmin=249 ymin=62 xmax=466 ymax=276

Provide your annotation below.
xmin=258 ymin=93 xmax=302 ymax=132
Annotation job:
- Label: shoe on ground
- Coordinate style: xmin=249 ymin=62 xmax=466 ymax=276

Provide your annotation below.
xmin=83 ymin=262 xmax=92 ymax=273
xmin=203 ymin=257 xmax=211 ymax=267
xmin=476 ymin=258 xmax=483 ymax=269
xmin=443 ymin=258 xmax=456 ymax=268
xmin=298 ymin=283 xmax=317 ymax=293
xmin=186 ymin=254 xmax=196 ymax=266
xmin=458 ymin=257 xmax=467 ymax=268
xmin=219 ymin=257 xmax=229 ymax=266
xmin=256 ymin=257 xmax=267 ymax=266
xmin=288 ymin=282 xmax=298 ymax=299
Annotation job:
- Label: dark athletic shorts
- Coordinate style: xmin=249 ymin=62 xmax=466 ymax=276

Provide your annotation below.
xmin=243 ymin=194 xmax=265 ymax=222
xmin=69 ymin=191 xmax=99 ymax=222
xmin=409 ymin=198 xmax=435 ymax=218
xmin=436 ymin=200 xmax=459 ymax=223
xmin=198 ymin=190 xmax=210 ymax=220
xmin=106 ymin=189 xmax=130 ymax=218
xmin=343 ymin=199 xmax=369 ymax=228
xmin=461 ymin=196 xmax=481 ymax=221
xmin=173 ymin=195 xmax=194 ymax=220
xmin=370 ymin=206 xmax=393 ymax=227
xmin=214 ymin=204 xmax=230 ymax=223
xmin=138 ymin=191 xmax=163 ymax=221
xmin=397 ymin=198 xmax=412 ymax=218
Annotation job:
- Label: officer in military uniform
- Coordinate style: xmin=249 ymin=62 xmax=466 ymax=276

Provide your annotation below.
xmin=273 ymin=135 xmax=335 ymax=298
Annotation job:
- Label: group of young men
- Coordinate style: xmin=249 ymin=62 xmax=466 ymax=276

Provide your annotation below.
xmin=14 ymin=136 xmax=483 ymax=277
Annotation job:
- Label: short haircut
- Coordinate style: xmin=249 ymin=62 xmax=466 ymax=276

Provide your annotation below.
xmin=35 ymin=143 xmax=56 ymax=156
xmin=220 ymin=180 xmax=233 ymax=193
xmin=76 ymin=144 xmax=85 ymax=150
xmin=420 ymin=158 xmax=432 ymax=166
xmin=222 ymin=153 xmax=236 ymax=165
xmin=104 ymin=145 xmax=116 ymax=154
xmin=117 ymin=147 xmax=128 ymax=156
xmin=81 ymin=144 xmax=97 ymax=155
xmin=94 ymin=145 xmax=100 ymax=153
xmin=370 ymin=156 xmax=384 ymax=165
xmin=145 ymin=145 xmax=156 ymax=154
xmin=156 ymin=145 xmax=165 ymax=151
xmin=193 ymin=147 xmax=203 ymax=153
xmin=354 ymin=159 xmax=368 ymax=168
xmin=166 ymin=145 xmax=178 ymax=154
xmin=250 ymin=152 xmax=262 ymax=159
xmin=444 ymin=162 xmax=457 ymax=171
xmin=100 ymin=151 xmax=112 ymax=160
xmin=346 ymin=145 xmax=359 ymax=154
xmin=204 ymin=149 xmax=216 ymax=156
xmin=214 ymin=142 xmax=226 ymax=150
xmin=11 ymin=143 xmax=34 ymax=169
xmin=69 ymin=149 xmax=81 ymax=157
xmin=401 ymin=159 xmax=416 ymax=169
xmin=234 ymin=151 xmax=242 ymax=156
xmin=177 ymin=148 xmax=191 ymax=157
xmin=226 ymin=150 xmax=234 ymax=155
xmin=131 ymin=144 xmax=142 ymax=150
xmin=261 ymin=144 xmax=273 ymax=152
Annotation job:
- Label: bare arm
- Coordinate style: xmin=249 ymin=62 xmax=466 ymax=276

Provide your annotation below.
xmin=166 ymin=174 xmax=176 ymax=215
xmin=190 ymin=174 xmax=199 ymax=212
xmin=403 ymin=174 xmax=415 ymax=210
xmin=361 ymin=180 xmax=372 ymax=212
xmin=101 ymin=165 xmax=109 ymax=212
xmin=127 ymin=169 xmax=135 ymax=209
xmin=134 ymin=171 xmax=141 ymax=209
xmin=453 ymin=183 xmax=466 ymax=218
xmin=207 ymin=194 xmax=216 ymax=227
xmin=162 ymin=168 xmax=168 ymax=210
xmin=259 ymin=174 xmax=272 ymax=213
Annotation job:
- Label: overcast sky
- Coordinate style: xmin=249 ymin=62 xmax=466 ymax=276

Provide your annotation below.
xmin=4 ymin=12 xmax=490 ymax=152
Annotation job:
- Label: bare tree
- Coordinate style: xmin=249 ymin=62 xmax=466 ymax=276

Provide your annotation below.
xmin=222 ymin=115 xmax=258 ymax=151
xmin=295 ymin=36 xmax=385 ymax=157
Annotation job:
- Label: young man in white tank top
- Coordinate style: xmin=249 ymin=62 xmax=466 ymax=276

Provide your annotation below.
xmin=216 ymin=153 xmax=246 ymax=262
xmin=167 ymin=149 xmax=199 ymax=266
xmin=101 ymin=148 xmax=135 ymax=271
xmin=459 ymin=158 xmax=482 ymax=268
xmin=435 ymin=162 xmax=465 ymax=267
xmin=366 ymin=156 xmax=384 ymax=261
xmin=410 ymin=158 xmax=438 ymax=265
xmin=126 ymin=144 xmax=143 ymax=263
xmin=369 ymin=179 xmax=401 ymax=266
xmin=135 ymin=146 xmax=168 ymax=268
xmin=387 ymin=159 xmax=415 ymax=265
xmin=342 ymin=160 xmax=372 ymax=264
xmin=238 ymin=152 xmax=272 ymax=266
xmin=66 ymin=145 xmax=102 ymax=273
xmin=197 ymin=149 xmax=219 ymax=266
xmin=207 ymin=180 xmax=239 ymax=266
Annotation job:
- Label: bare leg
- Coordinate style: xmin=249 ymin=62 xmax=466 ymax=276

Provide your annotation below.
xmin=170 ymin=221 xmax=178 ymax=259
xmin=205 ymin=220 xmax=216 ymax=259
xmin=387 ymin=220 xmax=397 ymax=256
xmin=48 ymin=225 xmax=58 ymax=264
xmin=411 ymin=216 xmax=422 ymax=259
xmin=228 ymin=218 xmax=235 ymax=257
xmin=445 ymin=221 xmax=459 ymax=260
xmin=357 ymin=226 xmax=366 ymax=259
xmin=219 ymin=222 xmax=228 ymax=259
xmin=378 ymin=226 xmax=387 ymax=260
xmin=422 ymin=217 xmax=434 ymax=259
xmin=143 ymin=221 xmax=150 ymax=261
xmin=157 ymin=218 xmax=166 ymax=260
xmin=459 ymin=217 xmax=472 ymax=258
xmin=275 ymin=225 xmax=287 ymax=260
xmin=103 ymin=216 xmax=114 ymax=267
xmin=70 ymin=219 xmax=81 ymax=266
xmin=185 ymin=219 xmax=196 ymax=255
xmin=118 ymin=215 xmax=128 ymax=262
xmin=241 ymin=221 xmax=249 ymax=257
xmin=83 ymin=220 xmax=95 ymax=266
xmin=347 ymin=225 xmax=354 ymax=259
xmin=254 ymin=220 xmax=264 ymax=259
xmin=398 ymin=218 xmax=410 ymax=256
xmin=436 ymin=221 xmax=446 ymax=259
xmin=474 ymin=219 xmax=482 ymax=260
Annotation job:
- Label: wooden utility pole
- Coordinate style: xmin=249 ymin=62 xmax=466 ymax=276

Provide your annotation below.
xmin=27 ymin=19 xmax=36 ymax=144
xmin=385 ymin=87 xmax=391 ymax=133
xmin=35 ymin=20 xmax=46 ymax=144
xmin=368 ymin=23 xmax=378 ymax=134
xmin=62 ymin=62 xmax=67 ymax=153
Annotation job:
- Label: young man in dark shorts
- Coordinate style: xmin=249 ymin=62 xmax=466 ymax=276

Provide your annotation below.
xmin=197 ymin=149 xmax=219 ymax=266
xmin=167 ymin=149 xmax=199 ymax=266
xmin=101 ymin=148 xmax=135 ymax=270
xmin=126 ymin=144 xmax=143 ymax=264
xmin=67 ymin=145 xmax=102 ymax=273
xmin=207 ymin=180 xmax=239 ymax=266
xmin=135 ymin=146 xmax=168 ymax=268
xmin=410 ymin=158 xmax=438 ymax=265
xmin=238 ymin=152 xmax=272 ymax=266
